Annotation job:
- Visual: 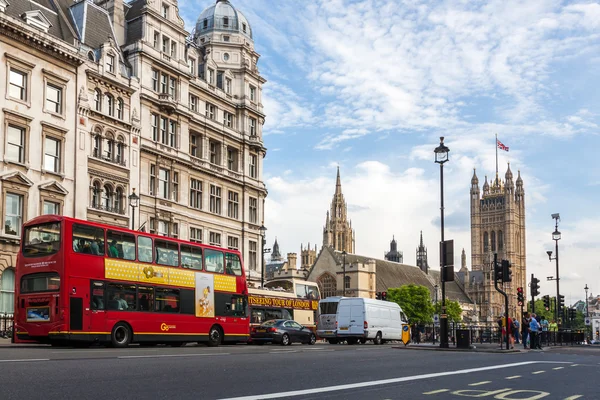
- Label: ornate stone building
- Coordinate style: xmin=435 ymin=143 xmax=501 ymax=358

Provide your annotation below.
xmin=0 ymin=0 xmax=268 ymax=315
xmin=300 ymin=242 xmax=317 ymax=270
xmin=323 ymin=167 xmax=354 ymax=253
xmin=416 ymin=231 xmax=428 ymax=274
xmin=384 ymin=236 xmax=403 ymax=263
xmin=459 ymin=165 xmax=526 ymax=321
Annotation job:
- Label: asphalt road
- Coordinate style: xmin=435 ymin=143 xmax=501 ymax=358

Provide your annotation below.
xmin=0 ymin=342 xmax=597 ymax=400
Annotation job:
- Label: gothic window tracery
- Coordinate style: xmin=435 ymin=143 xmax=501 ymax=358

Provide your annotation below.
xmin=498 ymin=231 xmax=504 ymax=251
xmin=483 ymin=232 xmax=489 ymax=253
xmin=318 ymin=273 xmax=337 ymax=299
xmin=491 ymin=231 xmax=496 ymax=252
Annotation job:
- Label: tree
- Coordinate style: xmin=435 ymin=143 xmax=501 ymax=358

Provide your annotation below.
xmin=387 ymin=284 xmax=434 ymax=324
xmin=434 ymin=300 xmax=463 ymax=322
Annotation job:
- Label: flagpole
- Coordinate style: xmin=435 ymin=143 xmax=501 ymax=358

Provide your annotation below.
xmin=495 ymin=133 xmax=498 ymax=186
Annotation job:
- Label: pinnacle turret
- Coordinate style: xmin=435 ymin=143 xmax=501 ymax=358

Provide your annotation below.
xmin=471 ymin=168 xmax=479 ymax=185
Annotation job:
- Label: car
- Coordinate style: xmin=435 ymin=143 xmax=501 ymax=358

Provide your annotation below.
xmin=251 ymin=319 xmax=317 ymax=346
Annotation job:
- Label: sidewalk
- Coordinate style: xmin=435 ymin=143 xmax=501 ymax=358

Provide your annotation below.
xmin=393 ymin=342 xmax=529 ymax=353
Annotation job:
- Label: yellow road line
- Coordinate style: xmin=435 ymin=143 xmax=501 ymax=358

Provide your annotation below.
xmin=468 ymin=381 xmax=491 ymax=386
xmin=423 ymin=389 xmax=450 ymax=395
xmin=505 ymin=375 xmax=521 ymax=379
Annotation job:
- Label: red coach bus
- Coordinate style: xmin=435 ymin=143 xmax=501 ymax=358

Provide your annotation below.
xmin=14 ymin=215 xmax=249 ymax=347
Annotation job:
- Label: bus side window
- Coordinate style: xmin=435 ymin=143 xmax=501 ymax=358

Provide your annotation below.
xmin=91 ymin=281 xmax=105 ymax=310
xmin=106 ymin=230 xmax=136 ymax=261
xmin=138 ymin=236 xmax=153 ymax=263
xmin=205 ymin=249 xmax=224 ymax=273
xmin=72 ymin=224 xmax=105 ymax=256
xmin=155 ymin=240 xmax=179 ymax=267
xmin=225 ymin=253 xmax=242 ymax=276
xmin=181 ymin=244 xmax=203 ymax=270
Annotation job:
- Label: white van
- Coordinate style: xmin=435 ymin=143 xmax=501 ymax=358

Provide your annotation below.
xmin=336 ymin=297 xmax=408 ymax=345
xmin=317 ymin=297 xmax=345 ymax=344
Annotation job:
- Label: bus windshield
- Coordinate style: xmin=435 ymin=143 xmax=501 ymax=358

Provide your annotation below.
xmin=22 ymin=222 xmax=61 ymax=257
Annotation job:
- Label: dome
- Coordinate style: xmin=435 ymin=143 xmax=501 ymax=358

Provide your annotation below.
xmin=195 ymin=0 xmax=253 ymax=40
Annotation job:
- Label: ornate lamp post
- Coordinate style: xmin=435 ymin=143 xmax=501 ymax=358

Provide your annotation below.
xmin=434 ymin=136 xmax=450 ymax=348
xmin=128 ymin=189 xmax=139 ymax=231
xmin=546 ymin=214 xmax=561 ymax=323
xmin=342 ymin=250 xmax=347 ymax=296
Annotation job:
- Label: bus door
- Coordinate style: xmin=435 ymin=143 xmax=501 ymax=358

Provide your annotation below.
xmin=88 ymin=281 xmax=107 ymax=333
xmin=67 ymin=277 xmax=90 ymax=332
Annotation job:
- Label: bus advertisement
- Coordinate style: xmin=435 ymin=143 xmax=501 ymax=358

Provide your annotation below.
xmin=14 ymin=215 xmax=249 ymax=347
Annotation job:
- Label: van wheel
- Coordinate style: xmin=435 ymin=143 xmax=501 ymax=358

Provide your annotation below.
xmin=111 ymin=322 xmax=132 ymax=348
xmin=281 ymin=334 xmax=290 ymax=346
xmin=208 ymin=325 xmax=222 ymax=347
xmin=374 ymin=332 xmax=383 ymax=345
xmin=327 ymin=338 xmax=338 ymax=345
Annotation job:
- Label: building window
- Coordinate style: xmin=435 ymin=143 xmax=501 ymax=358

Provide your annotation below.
xmin=249 ymin=197 xmax=257 ymax=224
xmin=102 ymin=184 xmax=113 ymax=211
xmin=205 ymin=103 xmax=216 ymax=120
xmin=151 ymin=114 xmax=158 ymax=141
xmin=249 ymin=117 xmax=256 ymax=136
xmin=43 ymin=136 xmax=61 ymax=173
xmin=483 ymin=232 xmax=489 ymax=253
xmin=169 ymin=77 xmax=176 ymax=97
xmin=223 ymin=16 xmax=229 ymax=27
xmin=158 ymin=220 xmax=168 ymax=236
xmin=227 ymin=147 xmax=238 ymax=171
xmin=117 ymin=98 xmax=124 ymax=120
xmin=249 ymin=154 xmax=258 ymax=178
xmin=227 ymin=236 xmax=239 ymax=250
xmin=6 ymin=125 xmax=25 ymax=163
xmin=491 ymin=231 xmax=496 ymax=252
xmin=114 ymin=187 xmax=124 ymax=213
xmin=207 ymin=68 xmax=214 ymax=85
xmin=227 ymin=191 xmax=239 ymax=219
xmin=152 ymin=69 xmax=159 ymax=92
xmin=116 ymin=142 xmax=125 ymax=164
xmin=189 ymin=95 xmax=198 ymax=112
xmin=217 ymin=71 xmax=224 ymax=89
xmin=209 ymin=140 xmax=220 ymax=164
xmin=172 ymin=172 xmax=179 ymax=202
xmin=162 ymin=4 xmax=169 ymax=18
xmin=498 ymin=230 xmax=504 ymax=251
xmin=93 ymin=134 xmax=101 ymax=157
xmin=0 ymin=269 xmax=15 ymax=315
xmin=92 ymin=181 xmax=102 ymax=207
xmin=190 ymin=178 xmax=202 ymax=209
xmin=225 ymin=78 xmax=232 ymax=94
xmin=170 ymin=42 xmax=177 ymax=58
xmin=160 ymin=117 xmax=167 ymax=145
xmin=158 ymin=168 xmax=169 ymax=199
xmin=106 ymin=94 xmax=114 ymax=117
xmin=5 ymin=193 xmax=23 ymax=236
xmin=42 ymin=200 xmax=60 ymax=215
xmin=190 ymin=227 xmax=202 ymax=243
xmin=223 ymin=111 xmax=233 ymax=128
xmin=154 ymin=115 xmax=177 ymax=148
xmin=318 ymin=274 xmax=337 ymax=299
xmin=209 ymin=185 xmax=221 ymax=214
xmin=162 ymin=37 xmax=170 ymax=54
xmin=189 ymin=58 xmax=196 ymax=75
xmin=94 ymin=89 xmax=102 ymax=111
xmin=45 ymin=83 xmax=62 ymax=114
xmin=209 ymin=231 xmax=221 ymax=246
xmin=168 ymin=120 xmax=177 ymax=147
xmin=249 ymin=241 xmax=257 ymax=271
xmin=190 ymin=133 xmax=201 ymax=158
xmin=107 ymin=54 xmax=115 ymax=73
xmin=242 ymin=23 xmax=247 ymax=33
xmin=153 ymin=31 xmax=160 ymax=48
xmin=344 ymin=276 xmax=351 ymax=289
xmin=149 ymin=164 xmax=156 ymax=195
xmin=223 ymin=36 xmax=230 ymax=42
xmin=249 ymin=85 xmax=256 ymax=101
xmin=9 ymin=68 xmax=27 ymax=100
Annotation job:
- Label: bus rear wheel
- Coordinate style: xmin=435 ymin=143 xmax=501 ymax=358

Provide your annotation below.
xmin=111 ymin=322 xmax=132 ymax=348
xmin=208 ymin=325 xmax=222 ymax=347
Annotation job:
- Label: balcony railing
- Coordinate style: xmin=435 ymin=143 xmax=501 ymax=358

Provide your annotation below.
xmin=92 ymin=149 xmax=126 ymax=166
xmin=90 ymin=203 xmax=125 ymax=215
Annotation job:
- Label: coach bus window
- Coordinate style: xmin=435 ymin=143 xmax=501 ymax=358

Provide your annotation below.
xmin=205 ymin=249 xmax=224 ymax=273
xmin=137 ymin=286 xmax=154 ymax=311
xmin=138 ymin=236 xmax=153 ymax=263
xmin=107 ymin=231 xmax=136 ymax=260
xmin=155 ymin=240 xmax=179 ymax=267
xmin=21 ymin=273 xmax=60 ymax=293
xmin=106 ymin=283 xmax=136 ymax=311
xmin=224 ymin=253 xmax=242 ymax=276
xmin=72 ymin=224 xmax=105 ymax=256
xmin=181 ymin=244 xmax=202 ymax=270
xmin=296 ymin=283 xmax=319 ymax=300
xmin=91 ymin=281 xmax=105 ymax=310
xmin=23 ymin=222 xmax=61 ymax=257
xmin=155 ymin=288 xmax=179 ymax=313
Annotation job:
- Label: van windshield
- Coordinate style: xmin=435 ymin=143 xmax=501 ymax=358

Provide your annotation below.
xmin=320 ymin=302 xmax=338 ymax=315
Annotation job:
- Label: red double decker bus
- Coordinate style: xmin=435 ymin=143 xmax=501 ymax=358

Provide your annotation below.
xmin=14 ymin=215 xmax=249 ymax=347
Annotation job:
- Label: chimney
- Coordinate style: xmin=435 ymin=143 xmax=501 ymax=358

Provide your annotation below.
xmin=287 ymin=253 xmax=297 ymax=270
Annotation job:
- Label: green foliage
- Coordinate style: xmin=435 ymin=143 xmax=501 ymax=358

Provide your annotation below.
xmin=434 ymin=299 xmax=463 ymax=322
xmin=387 ymin=284 xmax=435 ymax=324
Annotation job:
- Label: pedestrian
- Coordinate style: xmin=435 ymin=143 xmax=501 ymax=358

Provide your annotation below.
xmin=522 ymin=313 xmax=529 ymax=349
xmin=549 ymin=319 xmax=558 ymax=344
xmin=529 ymin=313 xmax=542 ymax=350
xmin=513 ymin=318 xmax=520 ymax=344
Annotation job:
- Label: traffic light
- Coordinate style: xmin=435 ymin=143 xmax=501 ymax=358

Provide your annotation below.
xmin=531 ymin=276 xmax=540 ymax=297
xmin=517 ymin=287 xmax=524 ymax=306
xmin=558 ymin=294 xmax=565 ymax=313
xmin=381 ymin=291 xmax=387 ymax=301
xmin=494 ymin=261 xmax=503 ymax=282
xmin=568 ymin=308 xmax=576 ymax=321
xmin=376 ymin=292 xmax=381 ymax=300
xmin=543 ymin=295 xmax=550 ymax=311
xmin=501 ymin=260 xmax=512 ymax=282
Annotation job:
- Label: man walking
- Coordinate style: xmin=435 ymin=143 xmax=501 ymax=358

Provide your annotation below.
xmin=529 ymin=313 xmax=542 ymax=350
xmin=540 ymin=316 xmax=549 ymax=346
xmin=522 ymin=313 xmax=530 ymax=349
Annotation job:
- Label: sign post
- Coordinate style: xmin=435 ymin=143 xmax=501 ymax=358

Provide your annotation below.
xmin=402 ymin=324 xmax=411 ymax=346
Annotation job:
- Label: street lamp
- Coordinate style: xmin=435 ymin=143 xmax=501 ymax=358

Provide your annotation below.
xmin=259 ymin=225 xmax=267 ymax=288
xmin=128 ymin=189 xmax=139 ymax=231
xmin=546 ymin=214 xmax=561 ymax=323
xmin=434 ymin=136 xmax=450 ymax=348
xmin=342 ymin=250 xmax=347 ymax=296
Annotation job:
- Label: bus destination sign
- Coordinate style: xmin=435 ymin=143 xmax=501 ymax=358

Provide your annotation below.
xmin=249 ymin=295 xmax=318 ymax=311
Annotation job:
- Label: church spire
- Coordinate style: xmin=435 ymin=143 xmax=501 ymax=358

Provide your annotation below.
xmin=335 ymin=165 xmax=342 ymax=196
xmin=323 ymin=167 xmax=355 ymax=253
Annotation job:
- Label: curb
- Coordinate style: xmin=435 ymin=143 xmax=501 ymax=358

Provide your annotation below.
xmin=392 ymin=345 xmax=522 ymax=354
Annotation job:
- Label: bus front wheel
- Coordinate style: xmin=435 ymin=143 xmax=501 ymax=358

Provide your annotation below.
xmin=208 ymin=325 xmax=222 ymax=347
xmin=111 ymin=322 xmax=132 ymax=348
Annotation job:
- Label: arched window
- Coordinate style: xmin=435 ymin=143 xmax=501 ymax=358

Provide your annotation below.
xmin=106 ymin=94 xmax=114 ymax=117
xmin=317 ymin=273 xmax=337 ymax=299
xmin=116 ymin=141 xmax=125 ymax=164
xmin=114 ymin=187 xmax=123 ymax=214
xmin=102 ymin=184 xmax=113 ymax=210
xmin=105 ymin=133 xmax=115 ymax=161
xmin=94 ymin=89 xmax=102 ymax=111
xmin=93 ymin=134 xmax=102 ymax=158
xmin=491 ymin=231 xmax=496 ymax=252
xmin=92 ymin=181 xmax=102 ymax=208
xmin=498 ymin=231 xmax=504 ymax=251
xmin=0 ymin=268 xmax=15 ymax=314
xmin=483 ymin=232 xmax=489 ymax=252
xmin=117 ymin=98 xmax=123 ymax=120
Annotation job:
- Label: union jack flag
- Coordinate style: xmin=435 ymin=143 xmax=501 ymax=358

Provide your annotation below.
xmin=497 ymin=140 xmax=509 ymax=152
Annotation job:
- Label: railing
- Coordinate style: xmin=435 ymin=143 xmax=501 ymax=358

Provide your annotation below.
xmin=90 ymin=203 xmax=125 ymax=215
xmin=92 ymin=149 xmax=126 ymax=166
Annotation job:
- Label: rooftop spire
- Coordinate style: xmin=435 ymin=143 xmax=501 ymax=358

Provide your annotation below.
xmin=419 ymin=231 xmax=424 ymax=247
xmin=335 ymin=166 xmax=342 ymax=196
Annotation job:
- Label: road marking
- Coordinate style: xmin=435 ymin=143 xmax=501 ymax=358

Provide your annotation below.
xmin=0 ymin=358 xmax=50 ymax=363
xmin=217 ymin=361 xmax=568 ymax=400
xmin=423 ymin=389 xmax=450 ymax=395
xmin=505 ymin=375 xmax=521 ymax=380
xmin=269 ymin=350 xmax=297 ymax=354
xmin=563 ymin=396 xmax=583 ymax=400
xmin=118 ymin=353 xmax=229 ymax=359
xmin=469 ymin=381 xmax=491 ymax=386
xmin=532 ymin=371 xmax=545 ymax=375
xmin=570 ymin=364 xmax=579 ymax=367
xmin=553 ymin=367 xmax=564 ymax=370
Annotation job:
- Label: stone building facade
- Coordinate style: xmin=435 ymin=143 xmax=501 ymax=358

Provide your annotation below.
xmin=0 ymin=0 xmax=267 ymax=316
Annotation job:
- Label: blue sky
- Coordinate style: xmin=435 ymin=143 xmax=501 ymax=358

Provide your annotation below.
xmin=181 ymin=0 xmax=600 ymax=303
